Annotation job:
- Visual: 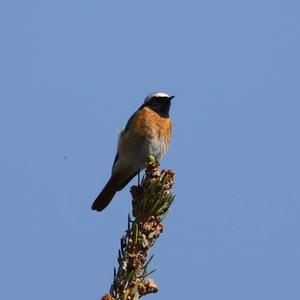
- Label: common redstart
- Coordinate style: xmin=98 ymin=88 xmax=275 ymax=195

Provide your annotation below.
xmin=91 ymin=92 xmax=174 ymax=211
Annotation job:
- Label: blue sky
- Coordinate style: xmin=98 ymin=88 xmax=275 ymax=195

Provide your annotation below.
xmin=1 ymin=1 xmax=300 ymax=299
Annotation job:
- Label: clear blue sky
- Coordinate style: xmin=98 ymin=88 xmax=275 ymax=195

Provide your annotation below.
xmin=1 ymin=1 xmax=300 ymax=299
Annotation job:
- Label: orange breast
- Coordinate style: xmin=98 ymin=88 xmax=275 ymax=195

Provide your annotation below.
xmin=131 ymin=107 xmax=172 ymax=147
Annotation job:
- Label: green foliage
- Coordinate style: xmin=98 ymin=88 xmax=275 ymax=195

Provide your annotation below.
xmin=103 ymin=159 xmax=175 ymax=300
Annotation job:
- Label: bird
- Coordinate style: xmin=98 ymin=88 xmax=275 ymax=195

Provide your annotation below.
xmin=91 ymin=91 xmax=174 ymax=212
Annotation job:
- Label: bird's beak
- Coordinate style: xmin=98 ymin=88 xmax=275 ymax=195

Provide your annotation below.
xmin=169 ymin=95 xmax=175 ymax=101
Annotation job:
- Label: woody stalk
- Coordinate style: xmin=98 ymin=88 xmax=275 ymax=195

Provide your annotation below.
xmin=101 ymin=156 xmax=175 ymax=300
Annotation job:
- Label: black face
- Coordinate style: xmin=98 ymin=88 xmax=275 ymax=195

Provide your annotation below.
xmin=144 ymin=96 xmax=173 ymax=117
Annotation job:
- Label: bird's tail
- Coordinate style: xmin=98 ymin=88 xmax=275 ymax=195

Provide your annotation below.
xmin=91 ymin=175 xmax=121 ymax=212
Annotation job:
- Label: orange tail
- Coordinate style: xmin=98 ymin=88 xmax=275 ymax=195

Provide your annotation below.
xmin=91 ymin=176 xmax=120 ymax=212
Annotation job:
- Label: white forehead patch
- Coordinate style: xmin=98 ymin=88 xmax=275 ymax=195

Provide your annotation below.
xmin=144 ymin=91 xmax=170 ymax=104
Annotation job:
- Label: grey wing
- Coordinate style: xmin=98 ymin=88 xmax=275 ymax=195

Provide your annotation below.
xmin=111 ymin=107 xmax=141 ymax=174
xmin=112 ymin=152 xmax=119 ymax=174
xmin=122 ymin=109 xmax=139 ymax=134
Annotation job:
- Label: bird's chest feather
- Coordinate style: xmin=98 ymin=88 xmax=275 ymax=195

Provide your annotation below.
xmin=119 ymin=107 xmax=171 ymax=159
xmin=132 ymin=107 xmax=171 ymax=150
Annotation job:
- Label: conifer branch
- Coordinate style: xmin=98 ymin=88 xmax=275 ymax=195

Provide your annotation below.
xmin=101 ymin=156 xmax=175 ymax=300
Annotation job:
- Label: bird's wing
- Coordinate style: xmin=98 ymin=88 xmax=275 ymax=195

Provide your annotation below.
xmin=111 ymin=107 xmax=142 ymax=173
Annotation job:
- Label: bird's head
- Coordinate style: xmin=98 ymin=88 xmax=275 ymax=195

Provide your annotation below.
xmin=143 ymin=92 xmax=174 ymax=117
